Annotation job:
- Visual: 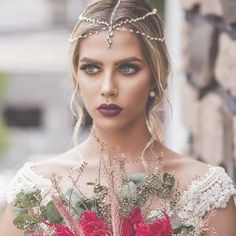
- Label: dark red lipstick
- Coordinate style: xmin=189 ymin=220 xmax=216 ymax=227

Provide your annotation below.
xmin=97 ymin=103 xmax=123 ymax=117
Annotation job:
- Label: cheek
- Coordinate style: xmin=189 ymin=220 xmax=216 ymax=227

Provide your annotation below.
xmin=77 ymin=78 xmax=99 ymax=110
xmin=78 ymin=76 xmax=99 ymax=96
xmin=121 ymin=78 xmax=150 ymax=107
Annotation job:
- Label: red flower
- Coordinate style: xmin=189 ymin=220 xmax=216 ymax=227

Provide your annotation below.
xmin=121 ymin=207 xmax=144 ymax=236
xmin=79 ymin=210 xmax=111 ymax=236
xmin=52 ymin=223 xmax=76 ymax=236
xmin=135 ymin=213 xmax=173 ymax=236
xmin=135 ymin=224 xmax=152 ymax=236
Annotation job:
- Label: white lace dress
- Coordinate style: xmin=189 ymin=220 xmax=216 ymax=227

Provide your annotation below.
xmin=5 ymin=162 xmax=236 ymax=235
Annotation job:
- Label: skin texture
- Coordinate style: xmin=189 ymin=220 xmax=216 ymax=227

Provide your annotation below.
xmin=77 ymin=30 xmax=153 ymax=159
xmin=1 ymin=30 xmax=236 ymax=235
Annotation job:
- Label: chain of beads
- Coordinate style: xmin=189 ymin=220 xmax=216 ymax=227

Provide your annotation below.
xmin=116 ymin=27 xmax=165 ymax=42
xmin=106 ymin=0 xmax=121 ymax=47
xmin=69 ymin=8 xmax=165 ymax=46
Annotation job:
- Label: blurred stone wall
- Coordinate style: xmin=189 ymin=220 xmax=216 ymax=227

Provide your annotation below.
xmin=181 ymin=0 xmax=236 ymax=181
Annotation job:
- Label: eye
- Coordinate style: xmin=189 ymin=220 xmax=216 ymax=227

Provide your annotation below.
xmin=119 ymin=64 xmax=140 ymax=75
xmin=79 ymin=64 xmax=100 ymax=75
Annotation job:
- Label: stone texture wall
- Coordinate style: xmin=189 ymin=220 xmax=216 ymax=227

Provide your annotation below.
xmin=181 ymin=0 xmax=236 ymax=181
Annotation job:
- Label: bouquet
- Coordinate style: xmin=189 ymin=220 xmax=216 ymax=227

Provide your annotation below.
xmin=11 ymin=135 xmax=201 ymax=235
xmin=12 ymin=157 xmax=198 ymax=236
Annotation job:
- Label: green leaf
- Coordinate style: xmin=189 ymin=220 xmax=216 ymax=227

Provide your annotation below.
xmin=14 ymin=191 xmax=42 ymax=208
xmin=174 ymin=225 xmax=195 ymax=235
xmin=44 ymin=201 xmax=63 ymax=223
xmin=136 ymin=196 xmax=147 ymax=206
xmin=119 ymin=181 xmax=137 ymax=200
xmin=78 ymin=199 xmax=95 ymax=210
xmin=128 ymin=173 xmax=146 ymax=184
xmin=171 ymin=214 xmax=183 ymax=229
xmin=12 ymin=208 xmax=28 ymax=216
xmin=14 ymin=192 xmax=27 ymax=208
xmin=64 ymin=188 xmax=85 ymax=207
xmin=13 ymin=213 xmax=39 ymax=230
xmin=163 ymin=173 xmax=175 ymax=187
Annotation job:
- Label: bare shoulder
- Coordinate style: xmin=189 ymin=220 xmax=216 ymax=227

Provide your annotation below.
xmin=207 ymin=196 xmax=236 ymax=235
xmin=160 ymin=144 xmax=210 ymax=189
xmin=32 ymin=146 xmax=83 ymax=179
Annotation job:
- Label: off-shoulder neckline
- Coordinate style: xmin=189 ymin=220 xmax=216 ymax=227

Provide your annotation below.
xmin=21 ymin=161 xmax=223 ymax=197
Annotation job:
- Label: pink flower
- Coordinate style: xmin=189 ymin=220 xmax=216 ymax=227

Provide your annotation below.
xmin=79 ymin=211 xmax=111 ymax=236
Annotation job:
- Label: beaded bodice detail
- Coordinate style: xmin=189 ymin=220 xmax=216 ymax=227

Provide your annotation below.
xmin=179 ymin=165 xmax=236 ymax=218
xmin=5 ymin=162 xmax=236 ymax=233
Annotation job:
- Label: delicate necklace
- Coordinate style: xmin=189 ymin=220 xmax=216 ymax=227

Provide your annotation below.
xmin=72 ymin=128 xmax=165 ymax=190
xmin=90 ymin=127 xmax=164 ymax=164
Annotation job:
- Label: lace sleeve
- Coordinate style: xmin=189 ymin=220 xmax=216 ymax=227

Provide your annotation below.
xmin=5 ymin=162 xmax=53 ymax=204
xmin=179 ymin=165 xmax=236 ymax=218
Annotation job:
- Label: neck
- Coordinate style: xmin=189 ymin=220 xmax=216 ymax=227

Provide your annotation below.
xmin=86 ymin=117 xmax=155 ymax=161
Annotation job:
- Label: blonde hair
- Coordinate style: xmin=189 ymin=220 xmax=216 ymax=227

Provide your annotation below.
xmin=69 ymin=0 xmax=170 ymax=146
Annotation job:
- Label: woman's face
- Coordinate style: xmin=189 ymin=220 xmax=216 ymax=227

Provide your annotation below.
xmin=76 ymin=30 xmax=152 ymax=130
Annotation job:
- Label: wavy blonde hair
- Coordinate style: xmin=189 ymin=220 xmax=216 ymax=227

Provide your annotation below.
xmin=69 ymin=0 xmax=170 ymax=146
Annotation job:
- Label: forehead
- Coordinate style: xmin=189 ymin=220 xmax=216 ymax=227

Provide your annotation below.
xmin=78 ymin=30 xmax=144 ymax=61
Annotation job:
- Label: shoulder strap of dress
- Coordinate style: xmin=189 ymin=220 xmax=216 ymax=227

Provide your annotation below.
xmin=180 ymin=165 xmax=236 ymax=218
xmin=5 ymin=162 xmax=53 ymax=204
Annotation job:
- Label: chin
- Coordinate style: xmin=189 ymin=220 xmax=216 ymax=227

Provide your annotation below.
xmin=91 ymin=109 xmax=145 ymax=131
xmin=94 ymin=117 xmax=132 ymax=131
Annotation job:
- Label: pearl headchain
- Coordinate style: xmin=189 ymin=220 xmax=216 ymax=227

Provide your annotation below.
xmin=69 ymin=0 xmax=165 ymax=48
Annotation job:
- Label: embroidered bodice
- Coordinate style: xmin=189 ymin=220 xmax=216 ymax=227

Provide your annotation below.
xmin=5 ymin=162 xmax=236 ymax=235
xmin=179 ymin=165 xmax=236 ymax=218
xmin=6 ymin=162 xmax=52 ymax=204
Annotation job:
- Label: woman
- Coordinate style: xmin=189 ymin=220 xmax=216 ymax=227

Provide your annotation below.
xmin=1 ymin=0 xmax=236 ymax=235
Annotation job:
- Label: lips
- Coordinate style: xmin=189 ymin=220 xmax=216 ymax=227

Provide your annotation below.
xmin=97 ymin=103 xmax=123 ymax=117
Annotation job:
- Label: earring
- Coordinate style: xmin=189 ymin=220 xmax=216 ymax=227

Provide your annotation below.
xmin=149 ymin=91 xmax=156 ymax=98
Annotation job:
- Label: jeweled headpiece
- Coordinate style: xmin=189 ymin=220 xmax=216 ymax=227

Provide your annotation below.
xmin=69 ymin=0 xmax=165 ymax=48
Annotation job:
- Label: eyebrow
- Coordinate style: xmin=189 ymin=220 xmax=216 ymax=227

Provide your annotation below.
xmin=79 ymin=57 xmax=143 ymax=65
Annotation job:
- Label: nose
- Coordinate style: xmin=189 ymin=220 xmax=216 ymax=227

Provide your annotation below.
xmin=100 ymin=72 xmax=118 ymax=98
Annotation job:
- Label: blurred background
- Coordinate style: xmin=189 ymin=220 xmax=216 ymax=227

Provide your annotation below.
xmin=0 ymin=0 xmax=236 ymax=215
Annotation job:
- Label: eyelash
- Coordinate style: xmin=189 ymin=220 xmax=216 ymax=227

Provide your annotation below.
xmin=79 ymin=63 xmax=141 ymax=76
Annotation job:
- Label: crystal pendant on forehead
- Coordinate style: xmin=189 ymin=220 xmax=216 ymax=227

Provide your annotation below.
xmin=69 ymin=0 xmax=165 ymax=48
